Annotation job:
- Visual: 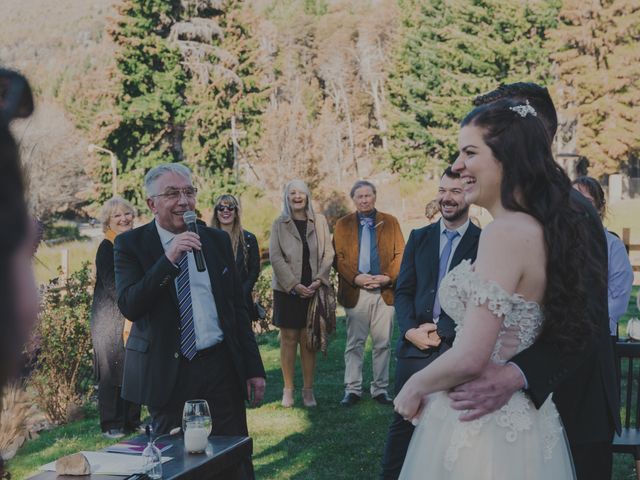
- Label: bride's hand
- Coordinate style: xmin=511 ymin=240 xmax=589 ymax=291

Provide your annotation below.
xmin=394 ymin=379 xmax=429 ymax=425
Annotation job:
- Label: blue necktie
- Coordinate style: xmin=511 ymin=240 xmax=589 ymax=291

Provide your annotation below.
xmin=177 ymin=253 xmax=197 ymax=360
xmin=358 ymin=217 xmax=374 ymax=273
xmin=432 ymin=230 xmax=460 ymax=320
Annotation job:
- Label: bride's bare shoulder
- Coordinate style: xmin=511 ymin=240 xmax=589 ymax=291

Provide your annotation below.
xmin=479 ymin=213 xmax=544 ymax=254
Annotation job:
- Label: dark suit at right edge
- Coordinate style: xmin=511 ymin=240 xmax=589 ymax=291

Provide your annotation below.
xmin=511 ymin=190 xmax=620 ymax=480
xmin=380 ymin=220 xmax=481 ymax=479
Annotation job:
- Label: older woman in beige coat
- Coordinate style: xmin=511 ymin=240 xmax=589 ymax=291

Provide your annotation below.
xmin=269 ymin=180 xmax=334 ymax=407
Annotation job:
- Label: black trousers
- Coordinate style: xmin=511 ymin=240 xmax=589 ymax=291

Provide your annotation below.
xmin=380 ymin=356 xmax=435 ymax=480
xmin=572 ymin=441 xmax=612 ymax=480
xmin=148 ymin=342 xmax=248 ymax=435
xmin=148 ymin=342 xmax=253 ymax=479
xmin=98 ymin=382 xmax=141 ymax=433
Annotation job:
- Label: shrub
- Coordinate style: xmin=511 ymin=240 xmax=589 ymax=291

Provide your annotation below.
xmin=0 ymin=381 xmax=32 ymax=461
xmin=253 ymin=265 xmax=274 ymax=334
xmin=42 ymin=220 xmax=83 ymax=242
xmin=29 ymin=263 xmax=94 ymax=424
xmin=319 ymin=190 xmax=350 ymax=231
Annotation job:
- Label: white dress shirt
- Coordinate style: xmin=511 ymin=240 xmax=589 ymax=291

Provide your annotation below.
xmin=156 ymin=223 xmax=224 ymax=350
xmin=438 ymin=218 xmax=470 ymax=271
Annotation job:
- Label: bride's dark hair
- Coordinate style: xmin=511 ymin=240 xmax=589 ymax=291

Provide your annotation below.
xmin=461 ymin=99 xmax=601 ymax=351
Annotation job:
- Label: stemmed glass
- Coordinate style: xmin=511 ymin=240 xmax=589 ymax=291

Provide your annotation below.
xmin=182 ymin=399 xmax=212 ymax=453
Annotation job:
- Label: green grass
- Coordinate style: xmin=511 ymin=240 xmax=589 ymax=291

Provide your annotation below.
xmin=33 ymin=239 xmax=100 ymax=285
xmin=7 ymin=318 xmax=398 ymax=479
xmin=248 ymin=321 xmax=396 ymax=479
xmin=5 ymin=403 xmax=116 ymax=479
xmin=9 ymin=294 xmax=640 ymax=479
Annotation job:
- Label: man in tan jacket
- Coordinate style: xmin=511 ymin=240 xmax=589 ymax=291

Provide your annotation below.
xmin=333 ymin=180 xmax=405 ymax=406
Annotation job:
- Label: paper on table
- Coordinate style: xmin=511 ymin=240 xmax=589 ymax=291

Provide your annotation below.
xmin=40 ymin=451 xmax=172 ymax=475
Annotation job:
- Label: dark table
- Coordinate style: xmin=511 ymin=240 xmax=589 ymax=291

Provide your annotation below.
xmin=28 ymin=435 xmax=252 ymax=480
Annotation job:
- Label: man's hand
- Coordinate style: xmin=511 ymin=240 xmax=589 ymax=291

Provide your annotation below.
xmin=308 ymin=279 xmax=322 ymax=291
xmin=370 ymin=274 xmax=391 ymax=287
xmin=246 ymin=377 xmax=266 ymax=407
xmin=354 ymin=273 xmax=375 ymax=288
xmin=405 ymin=323 xmax=441 ymax=350
xmin=294 ymin=283 xmax=314 ymax=298
xmin=165 ymin=231 xmax=201 ymax=265
xmin=448 ymin=362 xmax=525 ymax=421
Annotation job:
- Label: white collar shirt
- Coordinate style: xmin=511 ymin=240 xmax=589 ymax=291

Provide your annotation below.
xmin=438 ymin=218 xmax=470 ymax=272
xmin=156 ymin=222 xmax=224 ymax=350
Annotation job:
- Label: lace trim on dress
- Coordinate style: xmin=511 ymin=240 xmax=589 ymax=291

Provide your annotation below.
xmin=434 ymin=260 xmax=560 ymax=469
xmin=438 ymin=260 xmax=543 ymax=360
xmin=444 ymin=414 xmax=491 ymax=470
xmin=539 ymin=399 xmax=562 ymax=461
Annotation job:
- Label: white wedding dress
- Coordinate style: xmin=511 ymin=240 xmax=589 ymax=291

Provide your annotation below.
xmin=399 ymin=260 xmax=575 ymax=479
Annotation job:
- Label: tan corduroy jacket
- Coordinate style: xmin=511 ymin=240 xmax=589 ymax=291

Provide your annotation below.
xmin=333 ymin=211 xmax=405 ymax=308
xmin=269 ymin=213 xmax=335 ymax=293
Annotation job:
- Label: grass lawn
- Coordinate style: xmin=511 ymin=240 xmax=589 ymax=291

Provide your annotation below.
xmin=7 ymin=318 xmax=398 ymax=479
xmin=8 ymin=288 xmax=640 ymax=479
xmin=34 ymin=239 xmax=100 ymax=285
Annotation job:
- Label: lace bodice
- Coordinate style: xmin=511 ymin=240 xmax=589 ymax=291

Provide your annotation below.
xmin=438 ymin=259 xmax=544 ymax=362
xmin=418 ymin=260 xmax=565 ymax=472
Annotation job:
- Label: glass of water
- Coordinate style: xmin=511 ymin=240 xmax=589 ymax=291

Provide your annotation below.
xmin=182 ymin=399 xmax=212 ymax=453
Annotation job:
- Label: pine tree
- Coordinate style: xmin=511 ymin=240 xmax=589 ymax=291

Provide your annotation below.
xmin=387 ymin=0 xmax=560 ymax=176
xmin=178 ymin=0 xmax=268 ymax=203
xmin=102 ymin=0 xmax=188 ymax=206
xmin=547 ymin=0 xmax=640 ymax=177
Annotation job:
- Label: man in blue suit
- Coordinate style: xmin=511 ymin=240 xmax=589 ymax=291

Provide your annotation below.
xmin=379 ymin=167 xmax=481 ymax=479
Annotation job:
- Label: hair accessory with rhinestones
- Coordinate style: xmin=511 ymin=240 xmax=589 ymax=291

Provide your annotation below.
xmin=509 ymin=100 xmax=537 ymax=118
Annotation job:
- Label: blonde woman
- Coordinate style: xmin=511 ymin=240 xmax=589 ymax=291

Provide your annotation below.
xmin=269 ymin=180 xmax=334 ymax=407
xmin=211 ymin=194 xmax=261 ymax=321
xmin=91 ymin=196 xmax=141 ymax=438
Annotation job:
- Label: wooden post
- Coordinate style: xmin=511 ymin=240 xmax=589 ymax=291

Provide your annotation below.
xmin=61 ymin=249 xmax=69 ymax=281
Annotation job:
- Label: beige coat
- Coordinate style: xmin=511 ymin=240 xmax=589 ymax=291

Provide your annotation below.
xmin=269 ymin=213 xmax=334 ymax=293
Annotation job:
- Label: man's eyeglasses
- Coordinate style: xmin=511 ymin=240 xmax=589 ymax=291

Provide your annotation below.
xmin=153 ymin=187 xmax=198 ymax=200
xmin=215 ymin=205 xmax=237 ymax=212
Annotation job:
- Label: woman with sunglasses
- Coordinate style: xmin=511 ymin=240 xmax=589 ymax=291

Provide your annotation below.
xmin=211 ymin=195 xmax=261 ymax=324
xmin=269 ymin=180 xmax=334 ymax=408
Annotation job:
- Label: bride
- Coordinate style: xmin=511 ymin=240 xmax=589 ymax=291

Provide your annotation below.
xmin=394 ymin=99 xmax=593 ymax=478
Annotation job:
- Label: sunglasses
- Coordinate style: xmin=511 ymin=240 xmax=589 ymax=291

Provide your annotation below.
xmin=0 ymin=69 xmax=34 ymax=127
xmin=216 ymin=205 xmax=237 ymax=212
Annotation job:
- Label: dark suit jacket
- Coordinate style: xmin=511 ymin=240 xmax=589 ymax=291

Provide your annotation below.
xmin=512 ymin=190 xmax=620 ymax=446
xmin=114 ymin=220 xmax=265 ymax=408
xmin=395 ymin=220 xmax=481 ymax=359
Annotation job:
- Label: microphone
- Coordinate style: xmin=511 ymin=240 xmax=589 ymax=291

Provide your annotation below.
xmin=183 ymin=211 xmax=206 ymax=272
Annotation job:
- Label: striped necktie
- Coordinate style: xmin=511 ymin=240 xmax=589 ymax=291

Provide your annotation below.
xmin=177 ymin=253 xmax=197 ymax=360
xmin=432 ymin=229 xmax=460 ymax=320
